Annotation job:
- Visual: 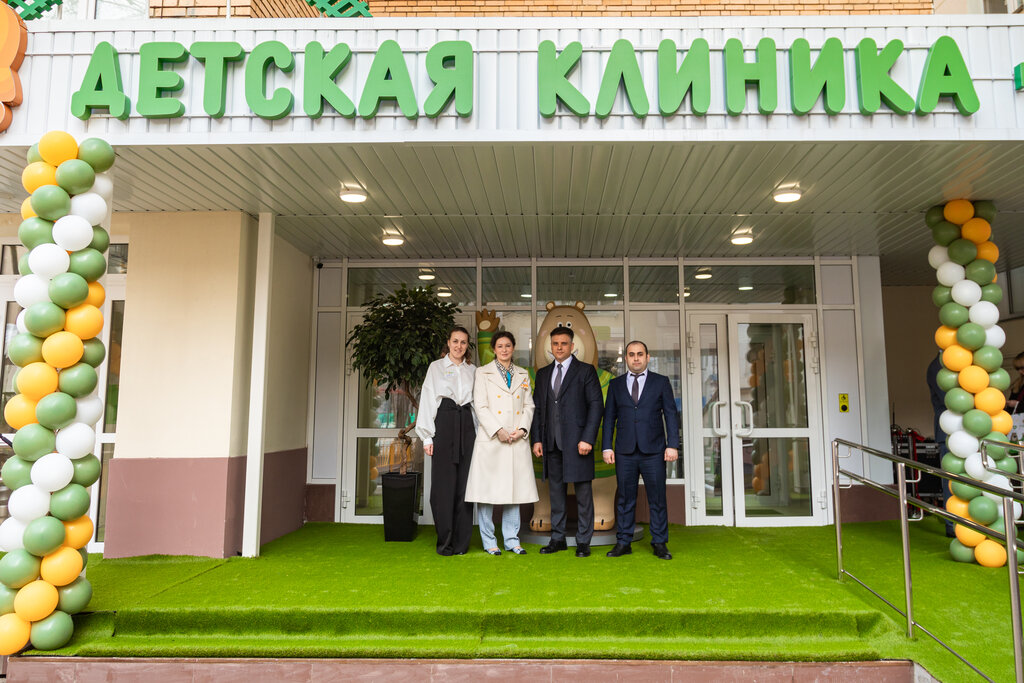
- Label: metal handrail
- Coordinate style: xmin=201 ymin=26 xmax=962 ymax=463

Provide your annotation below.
xmin=833 ymin=437 xmax=1024 ymax=683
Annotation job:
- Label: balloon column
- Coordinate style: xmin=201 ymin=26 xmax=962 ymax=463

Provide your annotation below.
xmin=928 ymin=199 xmax=1021 ymax=568
xmin=0 ymin=131 xmax=113 ymax=654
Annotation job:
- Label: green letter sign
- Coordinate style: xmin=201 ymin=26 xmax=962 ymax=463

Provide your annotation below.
xmin=191 ymin=41 xmax=244 ymax=118
xmin=538 ymin=40 xmax=590 ymax=117
xmin=303 ymin=41 xmax=355 ymax=118
xmin=855 ymin=38 xmax=914 ymax=115
xmin=70 ymin=42 xmax=130 ymax=120
xmin=724 ymin=38 xmax=777 ymax=116
xmin=596 ymin=39 xmax=648 ymax=118
xmin=658 ymin=39 xmax=710 ymax=116
xmin=789 ymin=38 xmax=845 ymax=116
xmin=424 ymin=40 xmax=473 ymax=118
xmin=245 ymin=41 xmax=295 ymax=120
xmin=916 ymin=35 xmax=979 ymax=115
xmin=136 ymin=42 xmax=189 ymax=118
xmin=359 ymin=40 xmax=418 ymax=119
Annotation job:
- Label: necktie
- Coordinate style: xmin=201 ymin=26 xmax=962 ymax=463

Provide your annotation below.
xmin=631 ymin=373 xmax=641 ymax=403
xmin=553 ymin=363 xmax=563 ymax=396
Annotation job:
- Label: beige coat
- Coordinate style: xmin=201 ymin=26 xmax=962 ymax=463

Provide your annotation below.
xmin=464 ymin=362 xmax=539 ymax=505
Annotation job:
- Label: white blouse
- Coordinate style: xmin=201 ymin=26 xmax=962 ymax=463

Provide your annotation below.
xmin=414 ymin=355 xmax=476 ymax=446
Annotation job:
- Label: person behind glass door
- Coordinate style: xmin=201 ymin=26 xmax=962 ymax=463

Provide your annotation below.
xmin=415 ymin=327 xmax=477 ymax=556
xmin=1006 ymin=351 xmax=1024 ymax=414
xmin=464 ymin=331 xmax=538 ymax=555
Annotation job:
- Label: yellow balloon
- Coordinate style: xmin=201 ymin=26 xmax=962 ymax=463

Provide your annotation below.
xmin=41 ymin=331 xmax=84 ymax=369
xmin=955 ymin=523 xmax=986 ymax=548
xmin=64 ymin=304 xmax=104 ymax=341
xmin=40 ymin=547 xmax=84 ymax=587
xmin=62 ymin=515 xmax=94 ymax=550
xmin=976 ymin=241 xmax=999 ymax=263
xmin=13 ymin=580 xmax=58 ymax=623
xmin=958 ymin=365 xmax=989 ymax=394
xmin=37 ymin=131 xmax=79 ymax=167
xmin=961 ymin=218 xmax=992 ymax=244
xmin=942 ymin=345 xmax=972 ymax=373
xmin=975 ymin=539 xmax=1008 ymax=568
xmin=946 ymin=495 xmax=970 ymax=518
xmin=85 ymin=281 xmax=105 ymax=308
xmin=944 ymin=199 xmax=975 ymax=225
xmin=3 ymin=394 xmax=38 ymax=430
xmin=992 ymin=410 xmax=1013 ymax=435
xmin=20 ymin=197 xmax=36 ymax=219
xmin=16 ymin=362 xmax=59 ymax=401
xmin=934 ymin=325 xmax=958 ymax=350
xmin=0 ymin=613 xmax=31 ymax=656
xmin=21 ymin=161 xmax=57 ymax=193
xmin=975 ymin=387 xmax=1006 ymax=416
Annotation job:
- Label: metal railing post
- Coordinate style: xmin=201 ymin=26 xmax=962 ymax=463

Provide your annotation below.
xmin=896 ymin=462 xmax=915 ymax=639
xmin=1004 ymin=496 xmax=1024 ymax=683
xmin=833 ymin=439 xmax=844 ymax=582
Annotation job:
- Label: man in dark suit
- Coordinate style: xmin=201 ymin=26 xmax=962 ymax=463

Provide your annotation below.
xmin=531 ymin=326 xmax=604 ymax=557
xmin=602 ymin=340 xmax=679 ymax=560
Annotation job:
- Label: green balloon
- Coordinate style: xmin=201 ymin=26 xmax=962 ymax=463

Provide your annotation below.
xmin=71 ymin=454 xmax=100 ymax=488
xmin=965 ymin=259 xmax=996 ymax=286
xmin=8 ymin=333 xmax=44 ymax=367
xmin=925 ymin=205 xmax=946 ymax=227
xmin=77 ymin=138 xmax=115 ymax=173
xmin=973 ymin=346 xmax=1003 ymax=373
xmin=26 ymin=143 xmax=42 ymax=165
xmin=931 ymin=221 xmax=960 ymax=247
xmin=78 ymin=548 xmax=88 ymax=570
xmin=944 ymin=388 xmax=975 ymax=414
xmin=81 ymin=338 xmax=105 ymax=368
xmin=35 ymin=392 xmax=77 ymax=430
xmin=22 ymin=516 xmax=65 ymax=557
xmin=932 ymin=285 xmax=953 ymax=307
xmin=68 ymin=248 xmax=106 ymax=283
xmin=939 ymin=302 xmax=969 ymax=328
xmin=0 ymin=583 xmax=16 ymax=615
xmin=50 ymin=483 xmax=90 ymax=522
xmin=995 ymin=456 xmax=1018 ymax=475
xmin=951 ymin=480 xmax=983 ymax=500
xmin=18 ymin=253 xmax=31 ymax=276
xmin=12 ymin=423 xmax=56 ymax=462
xmin=48 ymin=272 xmax=89 ymax=309
xmin=981 ymin=283 xmax=1003 ymax=304
xmin=57 ymin=577 xmax=92 ymax=615
xmin=30 ymin=185 xmax=71 ymax=221
xmin=0 ymin=550 xmax=41 ymax=589
xmin=1 ymin=456 xmax=34 ymax=490
xmin=950 ymin=539 xmax=976 ymax=563
xmin=963 ymin=409 xmax=993 ymax=438
xmin=936 ymin=368 xmax=960 ymax=392
xmin=974 ymin=200 xmax=997 ymax=223
xmin=989 ymin=368 xmax=1011 ymax=392
xmin=942 ymin=453 xmax=967 ymax=475
xmin=991 ymin=517 xmax=1005 ymax=534
xmin=947 ymin=238 xmax=978 ymax=266
xmin=956 ymin=322 xmax=986 ymax=351
xmin=89 ymin=226 xmax=110 ymax=253
xmin=24 ymin=302 xmax=66 ymax=338
xmin=55 ymin=159 xmax=95 ymax=196
xmin=982 ymin=431 xmax=1009 ymax=459
xmin=30 ymin=609 xmax=74 ymax=650
xmin=58 ymin=363 xmax=98 ymax=398
xmin=18 ymin=217 xmax=54 ymax=250
xmin=968 ymin=496 xmax=1000 ymax=525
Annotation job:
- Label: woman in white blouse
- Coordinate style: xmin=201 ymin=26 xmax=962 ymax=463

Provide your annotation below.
xmin=415 ymin=326 xmax=476 ymax=556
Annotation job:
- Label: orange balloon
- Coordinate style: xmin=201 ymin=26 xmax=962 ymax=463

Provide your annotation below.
xmin=942 ymin=345 xmax=972 ymax=372
xmin=961 ymin=218 xmax=992 ymax=244
xmin=976 ymin=241 xmax=999 ymax=263
xmin=955 ymin=523 xmax=985 ymax=548
xmin=41 ymin=331 xmax=84 ymax=369
xmin=21 ymin=161 xmax=57 ymax=193
xmin=992 ymin=410 xmax=1013 ymax=435
xmin=20 ymin=197 xmax=36 ymax=219
xmin=0 ymin=613 xmax=31 ymax=656
xmin=40 ymin=547 xmax=84 ymax=587
xmin=17 ymin=362 xmax=59 ymax=401
xmin=946 ymin=495 xmax=970 ymax=518
xmin=37 ymin=131 xmax=79 ymax=166
xmin=958 ymin=365 xmax=989 ymax=394
xmin=975 ymin=387 xmax=1006 ymax=416
xmin=3 ymin=394 xmax=38 ymax=430
xmin=85 ymin=282 xmax=105 ymax=308
xmin=944 ymin=199 xmax=975 ymax=225
xmin=63 ymin=304 xmax=103 ymax=341
xmin=934 ymin=325 xmax=958 ymax=350
xmin=62 ymin=516 xmax=94 ymax=550
xmin=975 ymin=539 xmax=1008 ymax=568
xmin=13 ymin=580 xmax=58 ymax=622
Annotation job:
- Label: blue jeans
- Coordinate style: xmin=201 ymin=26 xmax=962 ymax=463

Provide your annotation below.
xmin=477 ymin=504 xmax=521 ymax=550
xmin=615 ymin=450 xmax=668 ymax=545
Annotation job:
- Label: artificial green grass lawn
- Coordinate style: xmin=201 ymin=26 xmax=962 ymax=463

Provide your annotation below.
xmin=31 ymin=518 xmax=1024 ymax=681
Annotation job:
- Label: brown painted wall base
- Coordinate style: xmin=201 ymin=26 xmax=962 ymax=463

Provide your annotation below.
xmin=839 ymin=484 xmax=902 ymax=522
xmin=260 ymin=449 xmax=307 ymax=545
xmin=304 ymin=484 xmax=335 ymax=522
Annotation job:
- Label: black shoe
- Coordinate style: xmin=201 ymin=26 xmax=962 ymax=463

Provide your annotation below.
xmin=652 ymin=543 xmax=672 ymax=560
xmin=606 ymin=542 xmax=632 ymax=557
xmin=509 ymin=546 xmax=527 ymax=555
xmin=438 ymin=548 xmax=454 ymax=556
xmin=575 ymin=543 xmax=590 ymax=557
xmin=539 ymin=539 xmax=568 ymax=554
xmin=485 ymin=548 xmax=502 ymax=556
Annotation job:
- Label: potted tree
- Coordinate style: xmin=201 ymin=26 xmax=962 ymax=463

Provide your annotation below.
xmin=346 ymin=284 xmax=459 ymax=541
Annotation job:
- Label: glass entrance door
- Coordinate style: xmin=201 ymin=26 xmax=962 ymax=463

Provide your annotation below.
xmin=685 ymin=313 xmax=825 ymax=526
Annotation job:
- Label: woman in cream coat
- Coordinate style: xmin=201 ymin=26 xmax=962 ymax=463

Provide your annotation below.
xmin=464 ymin=330 xmax=538 ymax=555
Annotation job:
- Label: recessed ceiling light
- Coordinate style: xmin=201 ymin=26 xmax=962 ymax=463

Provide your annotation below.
xmin=683 ymin=287 xmax=691 ymax=298
xmin=731 ymin=228 xmax=754 ymax=246
xmin=520 ymin=293 xmax=532 ymax=299
xmin=381 ymin=230 xmax=404 ymax=246
xmin=437 ymin=286 xmax=452 ymax=298
xmin=738 ymin=285 xmax=754 ymax=291
xmin=773 ymin=184 xmax=801 ymax=203
xmin=418 ymin=268 xmax=435 ymax=281
xmin=694 ymin=267 xmax=712 ymax=280
xmin=339 ymin=183 xmax=367 ymax=203
xmin=604 ymin=292 xmax=617 ymax=298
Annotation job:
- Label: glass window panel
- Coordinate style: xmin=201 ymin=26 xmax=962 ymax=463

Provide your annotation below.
xmin=96 ymin=443 xmax=114 ymax=542
xmin=630 ymin=265 xmax=679 ymax=303
xmin=1 ymin=301 xmax=21 ymax=434
xmin=477 ymin=310 xmax=532 ymax=369
xmin=318 ymin=267 xmax=343 ymax=307
xmin=581 ymin=310 xmax=623 ymax=378
xmin=736 ymin=322 xmax=808 ymax=429
xmin=357 ymin=377 xmax=416 ymax=430
xmin=0 ymin=245 xmax=26 ymax=275
xmin=95 ymin=0 xmax=148 ymax=19
xmin=684 ymin=265 xmax=815 ymax=305
xmin=536 ymin=266 xmax=624 ymax=308
xmin=107 ymin=244 xmax=128 ymax=274
xmin=311 ymin=312 xmax=341 ymax=480
xmin=630 ymin=311 xmax=682 ymax=479
xmin=743 ymin=437 xmax=812 ymax=517
xmin=356 ymin=436 xmax=424 ymax=517
xmin=347 ymin=267 xmax=475 ymax=308
xmin=482 ymin=266 xmax=530 ymax=307
xmin=702 ymin=437 xmax=723 ymax=517
xmin=103 ymin=301 xmax=125 ymax=432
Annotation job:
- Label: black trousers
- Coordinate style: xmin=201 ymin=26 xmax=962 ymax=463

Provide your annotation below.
xmin=430 ymin=399 xmax=475 ymax=554
xmin=615 ymin=449 xmax=668 ymax=545
xmin=547 ymin=449 xmax=594 ymax=545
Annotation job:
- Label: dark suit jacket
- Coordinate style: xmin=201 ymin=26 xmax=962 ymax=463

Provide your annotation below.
xmin=531 ymin=358 xmax=603 ymax=482
xmin=602 ymin=370 xmax=680 ymax=455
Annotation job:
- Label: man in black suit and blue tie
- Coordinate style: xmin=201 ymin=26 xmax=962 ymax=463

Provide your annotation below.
xmin=602 ymin=340 xmax=679 ymax=560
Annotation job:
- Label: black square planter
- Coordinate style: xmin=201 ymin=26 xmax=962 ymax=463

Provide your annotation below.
xmin=381 ymin=472 xmax=420 ymax=542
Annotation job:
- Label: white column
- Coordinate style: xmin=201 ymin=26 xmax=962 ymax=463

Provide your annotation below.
xmin=242 ymin=213 xmax=275 ymax=557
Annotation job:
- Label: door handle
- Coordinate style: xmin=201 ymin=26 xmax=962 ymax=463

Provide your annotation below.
xmin=711 ymin=401 xmax=727 ymax=437
xmin=734 ymin=400 xmax=754 ymax=437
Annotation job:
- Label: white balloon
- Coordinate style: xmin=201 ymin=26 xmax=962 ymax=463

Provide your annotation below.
xmin=56 ymin=423 xmax=95 ymax=459
xmin=928 ymin=245 xmax=951 ymax=270
xmin=28 ymin=243 xmax=70 ymax=279
xmin=30 ymin=453 xmax=75 ymax=492
xmin=937 ymin=262 xmax=966 ymax=287
xmin=0 ymin=517 xmax=26 ymax=552
xmin=7 ymin=484 xmax=51 ymax=522
xmin=939 ymin=410 xmax=964 ymax=436
xmin=950 ymin=279 xmax=982 ymax=307
xmin=13 ymin=274 xmax=51 ymax=308
xmin=53 ymin=215 xmax=95 ymax=251
xmin=985 ymin=325 xmax=1006 ymax=349
xmin=70 ymin=192 xmax=107 ymax=226
xmin=969 ymin=301 xmax=1000 ymax=329
xmin=16 ymin=309 xmax=27 ymax=334
xmin=90 ymin=173 xmax=113 ymax=202
xmin=1015 ymin=501 xmax=1023 ymax=520
xmin=964 ymin=452 xmax=995 ymax=481
xmin=982 ymin=474 xmax=1012 ymax=501
xmin=74 ymin=394 xmax=104 ymax=426
xmin=948 ymin=430 xmax=980 ymax=458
